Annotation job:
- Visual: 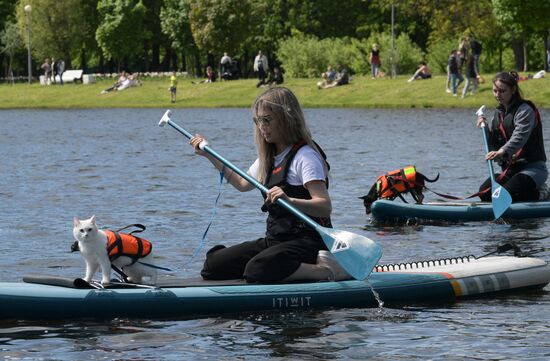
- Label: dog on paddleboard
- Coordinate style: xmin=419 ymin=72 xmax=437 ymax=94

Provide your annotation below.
xmin=360 ymin=165 xmax=439 ymax=214
xmin=72 ymin=215 xmax=157 ymax=285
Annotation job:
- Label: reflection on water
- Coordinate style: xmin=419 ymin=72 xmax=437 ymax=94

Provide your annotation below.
xmin=0 ymin=108 xmax=549 ymax=360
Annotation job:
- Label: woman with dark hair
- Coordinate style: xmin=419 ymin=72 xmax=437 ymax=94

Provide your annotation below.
xmin=188 ymin=87 xmax=350 ymax=283
xmin=476 ymin=71 xmax=548 ymax=202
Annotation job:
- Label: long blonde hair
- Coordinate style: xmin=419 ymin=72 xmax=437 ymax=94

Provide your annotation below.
xmin=251 ymin=87 xmax=328 ymax=183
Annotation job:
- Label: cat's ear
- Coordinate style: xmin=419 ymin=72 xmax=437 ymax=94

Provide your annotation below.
xmin=73 ymin=217 xmax=80 ymax=227
xmin=91 ymin=215 xmax=97 ymax=225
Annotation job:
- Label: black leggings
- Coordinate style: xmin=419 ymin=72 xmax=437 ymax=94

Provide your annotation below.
xmin=200 ymin=236 xmax=325 ymax=283
xmin=479 ymin=172 xmax=539 ymax=202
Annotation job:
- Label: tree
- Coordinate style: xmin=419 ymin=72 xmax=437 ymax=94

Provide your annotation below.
xmin=15 ymin=0 xmax=94 ymax=69
xmin=160 ymin=0 xmax=199 ymax=72
xmin=0 ymin=21 xmax=21 ymax=82
xmin=492 ymin=0 xmax=550 ymax=71
xmin=188 ymin=0 xmax=253 ymax=56
xmin=96 ymin=0 xmax=147 ymax=69
xmin=0 ymin=0 xmax=19 ymax=76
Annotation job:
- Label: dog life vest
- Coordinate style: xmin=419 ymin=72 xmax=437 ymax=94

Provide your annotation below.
xmin=105 ymin=230 xmax=152 ymax=264
xmin=376 ymin=165 xmax=419 ymax=200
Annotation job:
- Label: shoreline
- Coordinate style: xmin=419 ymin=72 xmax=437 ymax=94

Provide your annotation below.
xmin=1 ymin=75 xmax=548 ymax=109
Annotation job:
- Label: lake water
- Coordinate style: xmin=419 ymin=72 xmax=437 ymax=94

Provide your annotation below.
xmin=0 ymin=108 xmax=549 ymax=360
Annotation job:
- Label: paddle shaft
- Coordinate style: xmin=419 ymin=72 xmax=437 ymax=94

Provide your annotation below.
xmin=480 ymin=123 xmax=498 ymax=184
xmin=165 ymin=119 xmax=321 ymax=231
xmin=479 ymin=118 xmax=512 ymax=219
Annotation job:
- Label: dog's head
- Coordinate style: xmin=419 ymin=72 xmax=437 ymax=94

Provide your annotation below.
xmin=359 ymin=183 xmax=379 ymax=214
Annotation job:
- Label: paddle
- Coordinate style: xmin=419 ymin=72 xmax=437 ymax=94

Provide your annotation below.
xmin=158 ymin=110 xmax=382 ymax=280
xmin=477 ymin=105 xmax=512 ymax=219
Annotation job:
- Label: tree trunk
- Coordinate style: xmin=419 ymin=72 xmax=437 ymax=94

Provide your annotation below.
xmin=546 ymin=34 xmax=550 ymax=71
xmin=171 ymin=50 xmax=177 ymax=71
xmin=511 ymin=39 xmax=523 ymax=71
xmin=79 ymin=47 xmax=86 ymax=72
xmin=0 ymin=54 xmax=5 ymax=78
xmin=181 ymin=49 xmax=186 ymax=72
xmin=159 ymin=46 xmax=172 ymax=71
xmin=8 ymin=55 xmax=14 ymax=84
xmin=522 ymin=31 xmax=528 ymax=71
xmin=195 ymin=52 xmax=201 ymax=77
xmin=142 ymin=40 xmax=150 ymax=72
xmin=152 ymin=43 xmax=160 ymax=71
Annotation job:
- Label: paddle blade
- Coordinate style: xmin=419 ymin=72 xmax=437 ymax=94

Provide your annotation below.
xmin=491 ymin=183 xmax=512 ymax=219
xmin=320 ymin=228 xmax=382 ymax=280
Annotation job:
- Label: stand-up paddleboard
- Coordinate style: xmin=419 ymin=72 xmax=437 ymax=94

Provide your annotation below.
xmin=1 ymin=256 xmax=548 ymax=320
xmin=371 ymin=199 xmax=550 ymax=222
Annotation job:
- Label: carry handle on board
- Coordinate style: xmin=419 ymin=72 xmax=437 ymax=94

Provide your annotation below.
xmin=477 ymin=105 xmax=512 ymax=219
xmin=159 ymin=110 xmax=382 ymax=280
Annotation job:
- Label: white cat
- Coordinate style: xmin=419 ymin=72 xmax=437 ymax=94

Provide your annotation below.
xmin=72 ymin=215 xmax=157 ymax=285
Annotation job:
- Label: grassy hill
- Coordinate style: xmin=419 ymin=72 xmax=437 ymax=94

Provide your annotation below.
xmin=1 ymin=74 xmax=548 ymax=109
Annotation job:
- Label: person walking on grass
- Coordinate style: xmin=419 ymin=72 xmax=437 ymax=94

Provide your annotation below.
xmin=448 ymin=49 xmax=463 ymax=96
xmin=461 ymin=55 xmax=477 ymax=98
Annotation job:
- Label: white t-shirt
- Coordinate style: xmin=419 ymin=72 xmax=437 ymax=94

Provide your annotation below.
xmin=221 ymin=55 xmax=231 ymax=65
xmin=248 ymin=145 xmax=327 ymax=186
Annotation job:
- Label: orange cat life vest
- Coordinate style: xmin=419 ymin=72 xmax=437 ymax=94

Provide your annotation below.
xmin=105 ymin=230 xmax=152 ymax=264
xmin=376 ymin=165 xmax=418 ymax=199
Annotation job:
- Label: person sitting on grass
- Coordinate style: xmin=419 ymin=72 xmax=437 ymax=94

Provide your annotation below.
xmin=318 ymin=66 xmax=349 ymax=89
xmin=267 ymin=67 xmax=284 ymax=86
xmin=408 ymin=61 xmax=432 ymax=82
xmin=101 ymin=71 xmax=128 ymax=94
xmin=193 ymin=66 xmax=217 ymax=84
xmin=316 ymin=65 xmax=336 ymax=89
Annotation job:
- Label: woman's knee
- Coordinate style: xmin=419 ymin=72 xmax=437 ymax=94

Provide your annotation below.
xmin=201 ymin=245 xmax=231 ymax=279
xmin=244 ymin=251 xmax=300 ymax=283
xmin=505 ymin=173 xmax=537 ymax=202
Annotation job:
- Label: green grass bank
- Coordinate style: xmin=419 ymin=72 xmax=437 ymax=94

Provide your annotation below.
xmin=1 ymin=75 xmax=549 ymax=109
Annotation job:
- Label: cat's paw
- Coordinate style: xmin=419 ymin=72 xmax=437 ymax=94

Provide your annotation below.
xmin=101 ymin=279 xmax=111 ymax=286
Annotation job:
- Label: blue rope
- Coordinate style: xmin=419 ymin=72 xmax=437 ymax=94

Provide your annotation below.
xmin=138 ymin=261 xmax=173 ymax=271
xmin=191 ymin=166 xmax=226 ymax=258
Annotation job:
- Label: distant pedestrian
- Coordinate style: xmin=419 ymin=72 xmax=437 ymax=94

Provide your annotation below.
xmin=220 ymin=52 xmax=232 ymax=77
xmin=448 ymin=50 xmax=464 ymax=96
xmin=470 ymin=36 xmax=482 ymax=75
xmin=369 ymin=44 xmax=381 ymax=79
xmin=458 ymin=37 xmax=468 ymax=69
xmin=169 ymin=71 xmax=177 ymax=103
xmin=41 ymin=58 xmax=52 ymax=85
xmin=461 ymin=55 xmax=477 ymax=98
xmin=57 ymin=59 xmax=66 ymax=85
xmin=254 ymin=50 xmax=269 ymax=88
xmin=51 ymin=57 xmax=58 ymax=84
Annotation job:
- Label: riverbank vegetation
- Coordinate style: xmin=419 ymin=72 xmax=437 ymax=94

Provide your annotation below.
xmin=2 ymin=74 xmax=548 ymax=109
xmin=1 ymin=1 xmax=549 ymax=82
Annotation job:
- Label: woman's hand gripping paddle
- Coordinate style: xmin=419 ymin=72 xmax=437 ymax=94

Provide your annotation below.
xmin=159 ymin=110 xmax=382 ymax=280
xmin=477 ymin=105 xmax=512 ymax=219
